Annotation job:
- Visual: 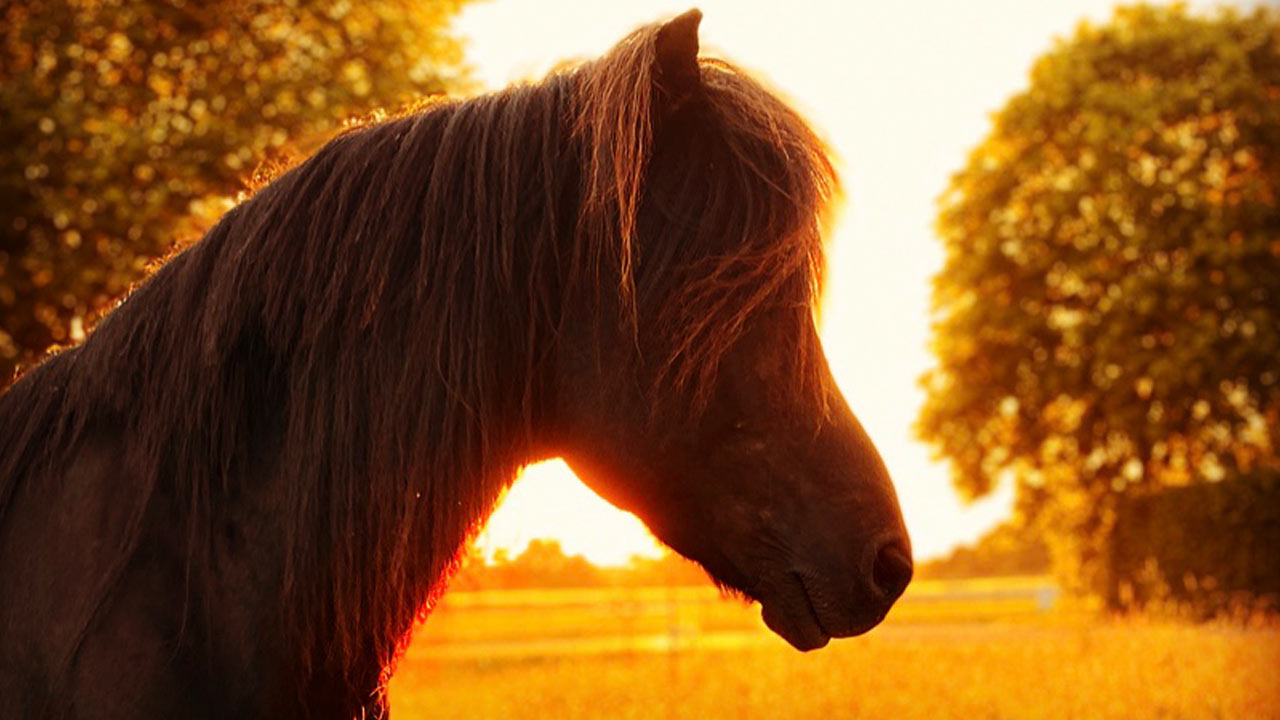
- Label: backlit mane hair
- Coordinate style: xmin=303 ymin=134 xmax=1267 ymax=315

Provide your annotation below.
xmin=0 ymin=15 xmax=837 ymax=706
xmin=578 ymin=34 xmax=836 ymax=408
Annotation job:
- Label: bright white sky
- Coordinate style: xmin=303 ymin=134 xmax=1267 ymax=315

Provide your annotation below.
xmin=452 ymin=0 xmax=1146 ymax=565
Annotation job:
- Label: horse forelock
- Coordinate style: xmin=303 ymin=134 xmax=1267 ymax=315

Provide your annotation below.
xmin=0 ymin=15 xmax=839 ymax=709
xmin=573 ymin=26 xmax=839 ymax=415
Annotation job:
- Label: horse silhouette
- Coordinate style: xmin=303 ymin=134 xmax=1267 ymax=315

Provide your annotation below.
xmin=0 ymin=10 xmax=911 ymax=718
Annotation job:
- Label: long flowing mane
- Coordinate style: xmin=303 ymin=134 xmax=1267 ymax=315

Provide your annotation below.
xmin=0 ymin=16 xmax=837 ymax=702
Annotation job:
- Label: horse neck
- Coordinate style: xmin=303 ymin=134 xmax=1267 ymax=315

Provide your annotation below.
xmin=61 ymin=100 xmax=576 ymax=690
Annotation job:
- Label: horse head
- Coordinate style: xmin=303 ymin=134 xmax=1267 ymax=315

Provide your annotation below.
xmin=555 ymin=10 xmax=912 ymax=651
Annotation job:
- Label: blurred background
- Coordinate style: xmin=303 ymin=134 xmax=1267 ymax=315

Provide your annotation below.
xmin=2 ymin=0 xmax=1277 ymax=717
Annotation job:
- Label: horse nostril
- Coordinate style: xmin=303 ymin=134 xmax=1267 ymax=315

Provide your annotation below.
xmin=871 ymin=538 xmax=913 ymax=601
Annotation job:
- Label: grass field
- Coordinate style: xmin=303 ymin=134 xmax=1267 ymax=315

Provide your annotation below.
xmin=388 ymin=578 xmax=1280 ymax=719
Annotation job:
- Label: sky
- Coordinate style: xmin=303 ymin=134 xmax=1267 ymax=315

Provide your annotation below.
xmin=450 ymin=0 xmax=1147 ymax=566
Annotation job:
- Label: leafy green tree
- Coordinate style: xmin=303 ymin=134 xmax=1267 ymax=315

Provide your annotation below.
xmin=0 ymin=0 xmax=471 ymax=385
xmin=919 ymin=4 xmax=1280 ymax=595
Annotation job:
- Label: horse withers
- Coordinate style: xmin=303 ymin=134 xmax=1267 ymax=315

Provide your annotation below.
xmin=0 ymin=9 xmax=910 ymax=718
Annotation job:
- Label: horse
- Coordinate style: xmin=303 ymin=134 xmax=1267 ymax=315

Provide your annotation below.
xmin=0 ymin=10 xmax=911 ymax=718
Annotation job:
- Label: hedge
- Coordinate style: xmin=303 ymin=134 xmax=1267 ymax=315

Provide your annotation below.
xmin=1108 ymin=473 xmax=1280 ymax=615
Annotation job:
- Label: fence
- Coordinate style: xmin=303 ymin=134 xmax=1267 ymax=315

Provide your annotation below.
xmin=406 ymin=576 xmax=1059 ymax=661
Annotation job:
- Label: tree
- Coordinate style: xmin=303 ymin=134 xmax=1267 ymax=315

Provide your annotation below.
xmin=452 ymin=540 xmax=603 ymax=590
xmin=915 ymin=521 xmax=1050 ymax=581
xmin=0 ymin=0 xmax=472 ymax=385
xmin=615 ymin=550 xmax=710 ymax=587
xmin=919 ymin=4 xmax=1280 ymax=596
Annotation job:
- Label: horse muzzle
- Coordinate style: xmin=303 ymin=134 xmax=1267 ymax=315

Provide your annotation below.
xmin=758 ymin=533 xmax=913 ymax=651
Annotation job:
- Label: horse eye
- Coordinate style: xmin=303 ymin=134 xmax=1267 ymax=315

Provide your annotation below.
xmin=731 ymin=419 xmax=749 ymax=433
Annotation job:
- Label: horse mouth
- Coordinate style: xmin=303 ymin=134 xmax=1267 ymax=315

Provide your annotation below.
xmin=759 ymin=571 xmax=886 ymax=651
xmin=759 ymin=572 xmax=830 ymax=651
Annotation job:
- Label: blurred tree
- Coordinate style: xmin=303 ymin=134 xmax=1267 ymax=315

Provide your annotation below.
xmin=616 ymin=550 xmax=709 ymax=587
xmin=919 ymin=4 xmax=1280 ymax=596
xmin=915 ymin=520 xmax=1050 ymax=581
xmin=0 ymin=0 xmax=472 ymax=385
xmin=448 ymin=544 xmax=493 ymax=592
xmin=501 ymin=539 xmax=601 ymax=588
xmin=456 ymin=540 xmax=603 ymax=589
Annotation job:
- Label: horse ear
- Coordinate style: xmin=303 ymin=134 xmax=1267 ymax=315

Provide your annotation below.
xmin=654 ymin=8 xmax=702 ymax=105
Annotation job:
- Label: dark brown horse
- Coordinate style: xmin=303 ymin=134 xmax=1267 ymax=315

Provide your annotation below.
xmin=0 ymin=10 xmax=910 ymax=719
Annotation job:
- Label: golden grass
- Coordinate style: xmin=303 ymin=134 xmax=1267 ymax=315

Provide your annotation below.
xmin=388 ymin=582 xmax=1279 ymax=719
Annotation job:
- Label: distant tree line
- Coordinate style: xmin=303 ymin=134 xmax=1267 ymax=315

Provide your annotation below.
xmin=916 ymin=522 xmax=1051 ymax=581
xmin=449 ymin=540 xmax=711 ymax=591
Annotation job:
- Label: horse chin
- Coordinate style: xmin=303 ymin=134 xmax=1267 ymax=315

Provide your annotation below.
xmin=759 ymin=573 xmax=831 ymax=651
xmin=759 ymin=571 xmax=889 ymax=651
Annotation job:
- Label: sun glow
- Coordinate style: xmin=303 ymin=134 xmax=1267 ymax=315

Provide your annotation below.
xmin=475 ymin=460 xmax=665 ymax=566
xmin=457 ymin=0 xmax=1144 ymax=566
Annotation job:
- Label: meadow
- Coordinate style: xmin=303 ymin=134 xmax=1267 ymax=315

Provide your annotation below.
xmin=388 ymin=578 xmax=1279 ymax=719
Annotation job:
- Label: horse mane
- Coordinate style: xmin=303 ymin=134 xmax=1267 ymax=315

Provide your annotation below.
xmin=0 ymin=15 xmax=837 ymax=706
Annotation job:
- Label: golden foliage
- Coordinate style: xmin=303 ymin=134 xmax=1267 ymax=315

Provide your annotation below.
xmin=0 ymin=0 xmax=472 ymax=384
xmin=918 ymin=4 xmax=1280 ymax=597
